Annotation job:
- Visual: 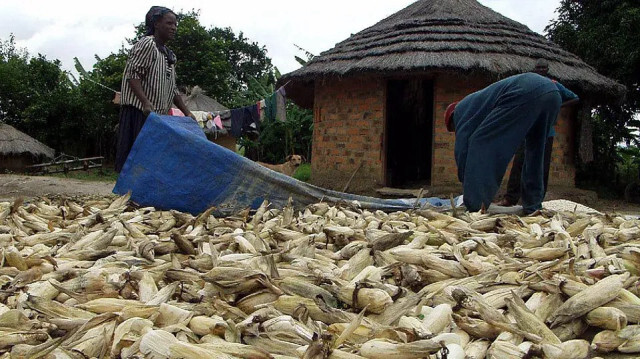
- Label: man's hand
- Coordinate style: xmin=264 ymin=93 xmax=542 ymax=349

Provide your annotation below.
xmin=142 ymin=102 xmax=153 ymax=117
xmin=186 ymin=111 xmax=197 ymax=122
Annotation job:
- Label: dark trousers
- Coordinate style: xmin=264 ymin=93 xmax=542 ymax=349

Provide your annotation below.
xmin=115 ymin=105 xmax=147 ymax=173
xmin=504 ymin=136 xmax=554 ymax=205
xmin=462 ymin=91 xmax=561 ymax=214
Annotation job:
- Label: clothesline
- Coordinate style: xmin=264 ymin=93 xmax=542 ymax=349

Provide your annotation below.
xmin=179 ymin=84 xmax=289 ymax=139
xmin=207 ymin=83 xmax=289 ymax=117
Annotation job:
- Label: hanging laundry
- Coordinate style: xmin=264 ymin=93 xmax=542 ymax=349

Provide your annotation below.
xmin=206 ymin=118 xmax=215 ymax=130
xmin=256 ymin=100 xmax=262 ymax=121
xmin=258 ymin=99 xmax=266 ymax=122
xmin=213 ymin=115 xmax=223 ymax=129
xmin=246 ymin=105 xmax=259 ymax=132
xmin=169 ymin=108 xmax=185 ymax=116
xmin=230 ymin=104 xmax=259 ymax=137
xmin=264 ymin=92 xmax=277 ymax=122
xmin=191 ymin=110 xmax=210 ymax=129
xmin=276 ymin=87 xmax=287 ymax=122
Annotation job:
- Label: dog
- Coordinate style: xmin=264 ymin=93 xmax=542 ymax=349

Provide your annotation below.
xmin=257 ymin=155 xmax=303 ymax=176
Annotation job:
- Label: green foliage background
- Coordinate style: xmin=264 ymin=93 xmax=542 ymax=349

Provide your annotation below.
xmin=546 ymin=0 xmax=640 ymax=195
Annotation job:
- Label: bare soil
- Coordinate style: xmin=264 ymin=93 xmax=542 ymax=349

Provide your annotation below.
xmin=0 ymin=174 xmax=115 ymax=202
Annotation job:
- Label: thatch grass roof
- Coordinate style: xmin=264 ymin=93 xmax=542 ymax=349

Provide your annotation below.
xmin=280 ymin=0 xmax=624 ymax=107
xmin=0 ymin=123 xmax=54 ymax=158
xmin=181 ymin=86 xmax=229 ymax=112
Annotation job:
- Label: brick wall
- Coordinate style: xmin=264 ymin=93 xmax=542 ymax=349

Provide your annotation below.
xmin=433 ymin=74 xmax=490 ymax=185
xmin=311 ymin=73 xmax=577 ymax=192
xmin=311 ymin=76 xmax=385 ymax=191
xmin=549 ymin=106 xmax=576 ymax=185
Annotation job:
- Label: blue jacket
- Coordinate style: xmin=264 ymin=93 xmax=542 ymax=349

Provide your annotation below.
xmin=453 ymin=73 xmax=559 ymax=183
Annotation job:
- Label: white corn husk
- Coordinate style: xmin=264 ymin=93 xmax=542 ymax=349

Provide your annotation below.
xmin=541 ymin=339 xmax=590 ymax=359
xmin=586 ymin=307 xmax=627 ymax=331
xmin=421 ymin=303 xmax=452 ymax=334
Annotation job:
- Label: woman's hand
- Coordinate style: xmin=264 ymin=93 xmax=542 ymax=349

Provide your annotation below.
xmin=142 ymin=101 xmax=153 ymax=117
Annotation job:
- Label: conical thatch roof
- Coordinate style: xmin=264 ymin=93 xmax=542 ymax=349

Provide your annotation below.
xmin=280 ymin=0 xmax=624 ymax=107
xmin=0 ymin=123 xmax=54 ymax=158
xmin=181 ymin=86 xmax=229 ymax=112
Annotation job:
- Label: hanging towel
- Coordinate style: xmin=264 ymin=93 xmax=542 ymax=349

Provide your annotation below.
xmin=191 ymin=110 xmax=209 ymax=129
xmin=265 ymin=92 xmax=277 ymax=122
xmin=206 ymin=119 xmax=214 ymax=130
xmin=276 ymin=87 xmax=287 ymax=122
xmin=213 ymin=114 xmax=223 ymax=129
xmin=230 ymin=108 xmax=243 ymax=137
xmin=247 ymin=104 xmax=260 ymax=132
xmin=256 ymin=100 xmax=261 ymax=120
xmin=230 ymin=105 xmax=260 ymax=137
xmin=258 ymin=99 xmax=266 ymax=122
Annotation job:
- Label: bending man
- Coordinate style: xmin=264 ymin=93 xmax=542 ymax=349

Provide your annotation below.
xmin=444 ymin=72 xmax=564 ymax=214
xmin=500 ymin=60 xmax=579 ymax=206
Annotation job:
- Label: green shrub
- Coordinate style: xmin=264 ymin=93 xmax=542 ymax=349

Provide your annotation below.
xmin=293 ymin=163 xmax=311 ymax=182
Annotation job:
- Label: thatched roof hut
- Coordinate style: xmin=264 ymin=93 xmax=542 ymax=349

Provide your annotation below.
xmin=0 ymin=123 xmax=54 ymax=172
xmin=280 ymin=0 xmax=624 ymax=108
xmin=276 ymin=0 xmax=623 ymax=193
xmin=181 ymin=86 xmax=229 ymax=113
xmin=0 ymin=123 xmax=54 ymax=158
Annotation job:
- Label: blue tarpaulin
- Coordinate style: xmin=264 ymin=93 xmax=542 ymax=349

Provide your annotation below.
xmin=113 ymin=114 xmax=461 ymax=216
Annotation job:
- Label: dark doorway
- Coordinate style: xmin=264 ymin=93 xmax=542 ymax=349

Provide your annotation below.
xmin=385 ymin=79 xmax=434 ymax=187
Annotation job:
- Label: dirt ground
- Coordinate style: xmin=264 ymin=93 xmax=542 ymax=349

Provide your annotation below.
xmin=0 ymin=174 xmax=115 ymax=202
xmin=1 ymin=174 xmax=639 ymax=215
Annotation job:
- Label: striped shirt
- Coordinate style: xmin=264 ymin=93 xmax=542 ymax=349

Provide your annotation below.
xmin=120 ymin=36 xmax=178 ymax=114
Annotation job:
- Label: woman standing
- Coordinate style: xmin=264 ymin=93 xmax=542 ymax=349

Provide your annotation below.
xmin=115 ymin=6 xmax=195 ymax=172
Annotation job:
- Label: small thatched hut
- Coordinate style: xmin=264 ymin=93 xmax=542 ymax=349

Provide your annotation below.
xmin=0 ymin=123 xmax=54 ymax=172
xmin=181 ymin=86 xmax=236 ymax=151
xmin=182 ymin=86 xmax=229 ymax=113
xmin=279 ymin=0 xmax=624 ymax=192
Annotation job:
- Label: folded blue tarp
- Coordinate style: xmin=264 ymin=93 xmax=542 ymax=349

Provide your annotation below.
xmin=114 ymin=114 xmax=461 ymax=216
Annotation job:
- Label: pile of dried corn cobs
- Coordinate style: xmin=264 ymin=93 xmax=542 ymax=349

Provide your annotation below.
xmin=0 ymin=193 xmax=639 ymax=358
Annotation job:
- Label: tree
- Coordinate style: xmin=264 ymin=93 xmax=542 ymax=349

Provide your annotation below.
xmin=209 ymin=26 xmax=275 ymax=107
xmin=546 ymin=0 xmax=640 ymax=189
xmin=73 ymin=52 xmax=127 ymax=158
xmin=0 ymin=38 xmax=84 ymax=154
xmin=0 ymin=35 xmax=30 ymax=124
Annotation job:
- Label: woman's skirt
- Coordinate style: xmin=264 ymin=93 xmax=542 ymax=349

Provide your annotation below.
xmin=115 ymin=105 xmax=147 ymax=173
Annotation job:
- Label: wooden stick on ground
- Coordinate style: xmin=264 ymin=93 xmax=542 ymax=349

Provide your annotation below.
xmin=342 ymin=161 xmax=364 ymax=193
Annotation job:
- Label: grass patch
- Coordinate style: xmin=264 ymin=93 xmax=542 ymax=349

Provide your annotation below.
xmin=294 ymin=163 xmax=311 ymax=182
xmin=51 ymin=167 xmax=119 ymax=182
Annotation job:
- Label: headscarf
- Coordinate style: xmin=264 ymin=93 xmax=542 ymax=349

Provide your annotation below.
xmin=444 ymin=101 xmax=459 ymax=132
xmin=145 ymin=6 xmax=175 ymax=36
xmin=144 ymin=6 xmax=177 ymax=65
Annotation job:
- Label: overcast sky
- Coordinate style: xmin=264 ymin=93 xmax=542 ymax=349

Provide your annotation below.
xmin=1 ymin=0 xmax=561 ymax=76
